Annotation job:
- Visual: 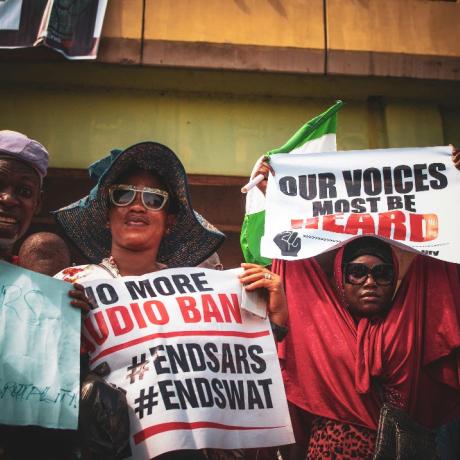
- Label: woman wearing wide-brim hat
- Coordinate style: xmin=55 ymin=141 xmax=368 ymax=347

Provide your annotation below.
xmin=54 ymin=141 xmax=226 ymax=280
xmin=54 ymin=141 xmax=288 ymax=460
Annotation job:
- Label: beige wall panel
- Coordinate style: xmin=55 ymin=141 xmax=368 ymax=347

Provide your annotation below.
xmin=328 ymin=0 xmax=460 ymax=56
xmin=142 ymin=0 xmax=325 ymax=72
xmin=144 ymin=0 xmax=324 ymax=49
xmin=101 ymin=0 xmax=143 ymax=39
xmin=384 ymin=103 xmax=444 ymax=148
xmin=327 ymin=0 xmax=460 ymax=79
xmin=98 ymin=0 xmax=143 ymax=64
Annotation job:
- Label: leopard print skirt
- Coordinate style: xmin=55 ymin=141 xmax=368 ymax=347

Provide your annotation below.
xmin=307 ymin=417 xmax=376 ymax=459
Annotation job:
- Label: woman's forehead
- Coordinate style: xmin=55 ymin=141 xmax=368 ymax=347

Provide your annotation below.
xmin=350 ymin=254 xmax=385 ymax=265
xmin=117 ymin=169 xmax=165 ymax=187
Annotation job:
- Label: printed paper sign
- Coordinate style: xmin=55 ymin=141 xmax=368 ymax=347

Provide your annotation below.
xmin=0 ymin=0 xmax=23 ymax=30
xmin=261 ymin=146 xmax=460 ymax=262
xmin=0 ymin=0 xmax=107 ymax=59
xmin=82 ymin=268 xmax=294 ymax=459
xmin=0 ymin=261 xmax=80 ymax=429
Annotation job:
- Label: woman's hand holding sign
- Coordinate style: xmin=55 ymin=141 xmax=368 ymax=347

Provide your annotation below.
xmin=68 ymin=283 xmax=91 ymax=313
xmin=239 ymin=263 xmax=288 ymax=328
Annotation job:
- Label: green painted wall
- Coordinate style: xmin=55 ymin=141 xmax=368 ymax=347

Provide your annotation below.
xmin=385 ymin=102 xmax=444 ymax=148
xmin=0 ymin=87 xmax=338 ymax=174
xmin=1 ymin=62 xmax=459 ymax=175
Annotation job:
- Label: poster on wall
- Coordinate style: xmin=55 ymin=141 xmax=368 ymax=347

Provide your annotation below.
xmin=0 ymin=0 xmax=107 ymax=59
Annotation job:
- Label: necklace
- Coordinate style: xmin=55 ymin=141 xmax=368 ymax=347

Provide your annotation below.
xmin=99 ymin=256 xmax=167 ymax=278
xmin=100 ymin=256 xmax=120 ymax=277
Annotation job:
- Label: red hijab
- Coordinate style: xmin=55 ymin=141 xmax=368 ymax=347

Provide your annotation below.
xmin=274 ymin=240 xmax=460 ymax=430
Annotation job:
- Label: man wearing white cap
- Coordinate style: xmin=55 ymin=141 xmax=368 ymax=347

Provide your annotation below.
xmin=0 ymin=130 xmax=48 ymax=257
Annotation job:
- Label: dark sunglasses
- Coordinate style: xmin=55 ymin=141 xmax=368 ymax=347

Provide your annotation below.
xmin=344 ymin=263 xmax=394 ymax=286
xmin=109 ymin=184 xmax=169 ymax=211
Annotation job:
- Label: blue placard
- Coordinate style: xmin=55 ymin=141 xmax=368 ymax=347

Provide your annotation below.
xmin=0 ymin=261 xmax=80 ymax=429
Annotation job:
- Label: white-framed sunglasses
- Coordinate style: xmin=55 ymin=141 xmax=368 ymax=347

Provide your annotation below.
xmin=109 ymin=184 xmax=169 ymax=211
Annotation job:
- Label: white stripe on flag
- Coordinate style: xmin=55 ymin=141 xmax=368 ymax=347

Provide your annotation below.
xmin=290 ymin=133 xmax=337 ymax=154
xmin=245 ymin=133 xmax=337 ymax=214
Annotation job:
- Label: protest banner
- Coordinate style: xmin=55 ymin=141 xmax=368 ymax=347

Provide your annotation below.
xmin=81 ymin=267 xmax=294 ymax=459
xmin=261 ymin=146 xmax=460 ymax=263
xmin=0 ymin=0 xmax=107 ymax=59
xmin=0 ymin=261 xmax=80 ymax=429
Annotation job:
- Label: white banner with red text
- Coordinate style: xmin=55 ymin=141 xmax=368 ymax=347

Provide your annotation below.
xmin=81 ymin=268 xmax=294 ymax=460
xmin=261 ymin=146 xmax=460 ymax=263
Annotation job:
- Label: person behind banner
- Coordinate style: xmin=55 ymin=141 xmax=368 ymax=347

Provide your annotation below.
xmin=197 ymin=252 xmax=224 ymax=270
xmin=0 ymin=131 xmax=89 ymax=460
xmin=251 ymin=149 xmax=460 ymax=459
xmin=18 ymin=231 xmax=71 ymax=275
xmin=53 ymin=141 xmax=288 ymax=459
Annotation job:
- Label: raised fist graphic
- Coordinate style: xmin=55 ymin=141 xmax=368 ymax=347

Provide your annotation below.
xmin=273 ymin=231 xmax=301 ymax=257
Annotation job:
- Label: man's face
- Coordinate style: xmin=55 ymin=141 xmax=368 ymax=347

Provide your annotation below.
xmin=0 ymin=158 xmax=41 ymax=247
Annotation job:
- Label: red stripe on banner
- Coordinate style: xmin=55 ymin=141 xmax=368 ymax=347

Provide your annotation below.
xmin=90 ymin=329 xmax=270 ymax=364
xmin=134 ymin=421 xmax=285 ymax=444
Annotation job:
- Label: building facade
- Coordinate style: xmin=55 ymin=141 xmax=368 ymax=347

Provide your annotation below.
xmin=1 ymin=0 xmax=459 ymax=266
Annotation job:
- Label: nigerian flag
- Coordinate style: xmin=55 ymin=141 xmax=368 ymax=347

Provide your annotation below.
xmin=240 ymin=100 xmax=343 ymax=265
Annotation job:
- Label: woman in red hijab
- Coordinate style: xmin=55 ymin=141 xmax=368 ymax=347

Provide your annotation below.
xmin=274 ymin=237 xmax=460 ymax=459
xmin=256 ymin=149 xmax=460 ymax=459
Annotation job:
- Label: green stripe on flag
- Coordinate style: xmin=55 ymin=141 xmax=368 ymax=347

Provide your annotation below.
xmin=241 ymin=211 xmax=272 ymax=266
xmin=267 ymin=100 xmax=343 ymax=155
xmin=240 ymin=100 xmax=343 ymax=265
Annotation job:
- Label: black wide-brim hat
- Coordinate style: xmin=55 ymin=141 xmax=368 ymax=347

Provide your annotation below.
xmin=53 ymin=142 xmax=225 ymax=267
